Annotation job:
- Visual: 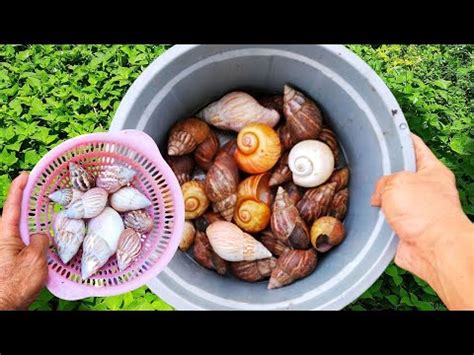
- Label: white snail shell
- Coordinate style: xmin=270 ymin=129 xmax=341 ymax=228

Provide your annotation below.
xmin=288 ymin=140 xmax=334 ymax=188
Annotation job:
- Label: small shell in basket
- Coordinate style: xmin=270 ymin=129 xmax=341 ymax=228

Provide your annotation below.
xmin=182 ymin=180 xmax=210 ymax=220
xmin=123 ymin=209 xmax=154 ymax=234
xmin=110 ymin=187 xmax=152 ymax=212
xmin=53 ymin=210 xmax=86 ymax=264
xmin=69 ymin=162 xmax=95 ymax=192
xmin=168 ymin=118 xmax=210 ymax=156
xmin=48 ymin=188 xmax=84 ymax=207
xmin=116 ymin=228 xmax=142 ymax=271
xmin=206 ymin=221 xmax=272 ymax=262
xmin=96 ymin=165 xmax=136 ymax=193
xmin=197 ymin=91 xmax=280 ymax=132
xmin=81 ymin=207 xmax=124 ymax=279
xmin=64 ymin=187 xmax=108 ymax=219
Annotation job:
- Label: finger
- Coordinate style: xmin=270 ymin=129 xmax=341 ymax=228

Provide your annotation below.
xmin=1 ymin=172 xmax=29 ymax=239
xmin=371 ymin=175 xmax=391 ymax=207
xmin=411 ymin=133 xmax=439 ymax=171
xmin=26 ymin=233 xmax=50 ymax=258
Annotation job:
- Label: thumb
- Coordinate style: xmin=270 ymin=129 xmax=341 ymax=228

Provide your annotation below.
xmin=411 ymin=133 xmax=440 ymax=171
xmin=26 ymin=233 xmax=50 ymax=257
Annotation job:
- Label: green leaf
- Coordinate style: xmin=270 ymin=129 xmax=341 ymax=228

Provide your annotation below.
xmin=0 ymin=148 xmax=18 ymax=166
xmin=386 ymin=295 xmax=399 ymax=306
xmin=433 ymin=79 xmax=451 ymax=89
xmin=102 ymin=295 xmax=124 ymax=310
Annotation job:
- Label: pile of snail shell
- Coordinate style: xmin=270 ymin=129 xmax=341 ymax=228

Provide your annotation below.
xmin=47 ymin=162 xmax=154 ymax=279
xmin=167 ymin=85 xmax=350 ymax=289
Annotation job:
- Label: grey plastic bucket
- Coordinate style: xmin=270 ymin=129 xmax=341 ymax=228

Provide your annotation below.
xmin=110 ymin=45 xmax=415 ymax=310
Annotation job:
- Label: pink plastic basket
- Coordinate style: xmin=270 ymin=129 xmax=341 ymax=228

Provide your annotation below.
xmin=19 ymin=129 xmax=184 ymax=300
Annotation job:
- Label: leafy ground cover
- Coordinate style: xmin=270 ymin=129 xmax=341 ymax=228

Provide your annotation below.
xmin=0 ymin=45 xmax=471 ymax=310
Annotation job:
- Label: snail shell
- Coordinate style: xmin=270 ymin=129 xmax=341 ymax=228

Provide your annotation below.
xmin=123 ymin=209 xmax=154 ymax=234
xmin=269 ymin=151 xmax=291 ymax=186
xmin=288 ymin=140 xmax=335 ymax=188
xmin=297 ymin=182 xmax=337 ymax=225
xmin=193 ymin=230 xmax=228 ymax=274
xmin=234 ymin=123 xmax=282 ymax=174
xmin=96 ymin=165 xmax=136 ymax=193
xmin=318 ymin=128 xmax=340 ymax=165
xmin=278 ymin=124 xmax=294 ymax=151
xmin=182 ymin=180 xmax=210 ymax=220
xmin=327 ymin=167 xmax=350 ymax=191
xmin=283 ymin=85 xmax=323 ymax=144
xmin=230 ymin=257 xmax=277 ymax=282
xmin=110 ymin=187 xmax=152 ymax=212
xmin=283 ymin=181 xmax=303 ymax=205
xmin=260 ymin=230 xmax=292 ymax=257
xmin=310 ymin=216 xmax=346 ymax=253
xmin=69 ymin=162 xmax=95 ymax=192
xmin=258 ymin=95 xmax=284 ymax=116
xmin=237 ymin=173 xmax=273 ymax=205
xmin=271 ymin=186 xmax=310 ymax=250
xmin=193 ymin=129 xmax=220 ymax=171
xmin=205 ymin=151 xmax=239 ymax=221
xmin=48 ymin=188 xmax=84 ymax=207
xmin=116 ymin=228 xmax=142 ymax=271
xmin=206 ymin=221 xmax=272 ymax=262
xmin=53 ymin=210 xmax=86 ymax=264
xmin=64 ymin=187 xmax=108 ymax=219
xmin=268 ymin=249 xmax=317 ymax=289
xmin=328 ymin=187 xmax=349 ymax=221
xmin=166 ymin=154 xmax=194 ymax=186
xmin=197 ymin=91 xmax=280 ymax=132
xmin=81 ymin=207 xmax=124 ymax=279
xmin=167 ymin=118 xmax=210 ymax=156
xmin=179 ymin=220 xmax=196 ymax=252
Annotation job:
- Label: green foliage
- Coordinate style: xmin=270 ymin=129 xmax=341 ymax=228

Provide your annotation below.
xmin=1 ymin=45 xmax=471 ymax=310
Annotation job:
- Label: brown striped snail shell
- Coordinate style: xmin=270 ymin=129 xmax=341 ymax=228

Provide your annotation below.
xmin=167 ymin=118 xmax=210 ymax=156
xmin=260 ymin=230 xmax=292 ymax=257
xmin=166 ymin=154 xmax=194 ymax=186
xmin=96 ymin=165 xmax=136 ymax=193
xmin=296 ymin=182 xmax=337 ymax=225
xmin=310 ymin=216 xmax=346 ymax=253
xmin=268 ymin=249 xmax=317 ymax=289
xmin=182 ymin=180 xmax=210 ymax=220
xmin=192 ymin=230 xmax=228 ymax=274
xmin=283 ymin=85 xmax=323 ymax=144
xmin=116 ymin=228 xmax=142 ymax=271
xmin=69 ymin=162 xmax=95 ymax=192
xmin=269 ymin=151 xmax=291 ymax=187
xmin=328 ymin=187 xmax=349 ymax=221
xmin=283 ymin=181 xmax=303 ymax=206
xmin=193 ymin=129 xmax=220 ymax=171
xmin=230 ymin=257 xmax=277 ymax=282
xmin=278 ymin=124 xmax=294 ymax=151
xmin=123 ymin=209 xmax=154 ymax=234
xmin=327 ymin=166 xmax=350 ymax=191
xmin=318 ymin=128 xmax=340 ymax=165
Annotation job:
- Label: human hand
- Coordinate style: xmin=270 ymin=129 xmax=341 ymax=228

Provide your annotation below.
xmin=371 ymin=134 xmax=474 ymax=309
xmin=0 ymin=172 xmax=49 ymax=310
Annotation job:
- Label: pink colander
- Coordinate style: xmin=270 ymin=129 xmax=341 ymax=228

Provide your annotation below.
xmin=19 ymin=129 xmax=184 ymax=300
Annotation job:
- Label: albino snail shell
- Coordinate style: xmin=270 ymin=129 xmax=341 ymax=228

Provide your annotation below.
xmin=288 ymin=140 xmax=334 ymax=188
xmin=53 ymin=210 xmax=86 ymax=264
xmin=96 ymin=165 xmax=136 ymax=193
xmin=48 ymin=188 xmax=84 ymax=207
xmin=110 ymin=187 xmax=152 ymax=212
xmin=197 ymin=91 xmax=280 ymax=132
xmin=206 ymin=221 xmax=272 ymax=262
xmin=81 ymin=207 xmax=124 ymax=279
xmin=64 ymin=187 xmax=108 ymax=219
xmin=69 ymin=162 xmax=95 ymax=192
xmin=116 ymin=228 xmax=142 ymax=271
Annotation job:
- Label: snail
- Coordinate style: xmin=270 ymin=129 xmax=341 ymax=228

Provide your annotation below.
xmin=230 ymin=257 xmax=277 ymax=282
xmin=206 ymin=221 xmax=272 ymax=262
xmin=278 ymin=124 xmax=294 ymax=151
xmin=234 ymin=123 xmax=282 ymax=174
xmin=197 ymin=91 xmax=280 ymax=132
xmin=268 ymin=249 xmax=317 ymax=289
xmin=64 ymin=187 xmax=108 ymax=219
xmin=328 ymin=188 xmax=349 ymax=221
xmin=283 ymin=85 xmax=323 ymax=145
xmin=310 ymin=216 xmax=346 ymax=253
xmin=179 ymin=220 xmax=196 ymax=252
xmin=205 ymin=151 xmax=240 ymax=221
xmin=260 ymin=230 xmax=292 ymax=257
xmin=193 ymin=230 xmax=228 ymax=275
xmin=167 ymin=118 xmax=210 ymax=156
xmin=193 ymin=129 xmax=220 ymax=171
xmin=69 ymin=162 xmax=95 ymax=192
xmin=48 ymin=188 xmax=84 ymax=208
xmin=110 ymin=187 xmax=152 ymax=212
xmin=269 ymin=151 xmax=291 ymax=187
xmin=283 ymin=181 xmax=303 ymax=206
xmin=116 ymin=228 xmax=142 ymax=271
xmin=317 ymin=128 xmax=340 ymax=165
xmin=271 ymin=186 xmax=310 ymax=250
xmin=296 ymin=182 xmax=337 ymax=225
xmin=53 ymin=210 xmax=86 ymax=264
xmin=327 ymin=166 xmax=350 ymax=191
xmin=182 ymin=180 xmax=210 ymax=220
xmin=288 ymin=140 xmax=335 ymax=188
xmin=96 ymin=165 xmax=136 ymax=193
xmin=166 ymin=154 xmax=194 ymax=185
xmin=234 ymin=173 xmax=273 ymax=233
xmin=123 ymin=209 xmax=154 ymax=234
